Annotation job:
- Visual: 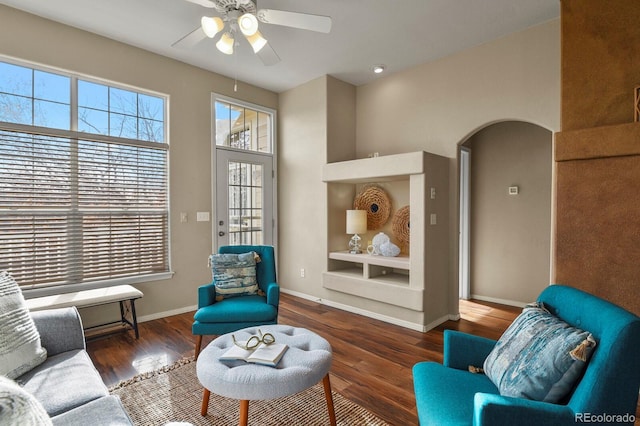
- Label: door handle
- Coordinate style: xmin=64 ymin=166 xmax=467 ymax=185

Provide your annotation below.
xmin=218 ymin=231 xmax=225 ymax=237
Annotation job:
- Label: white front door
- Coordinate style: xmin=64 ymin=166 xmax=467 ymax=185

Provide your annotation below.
xmin=215 ymin=148 xmax=274 ymax=248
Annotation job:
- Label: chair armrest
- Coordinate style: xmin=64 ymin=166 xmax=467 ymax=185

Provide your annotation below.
xmin=444 ymin=330 xmax=497 ymax=370
xmin=474 ymin=393 xmax=576 ymax=426
xmin=198 ymin=283 xmax=216 ymax=308
xmin=30 ymin=307 xmax=85 ymax=356
xmin=265 ymin=282 xmax=279 ymax=307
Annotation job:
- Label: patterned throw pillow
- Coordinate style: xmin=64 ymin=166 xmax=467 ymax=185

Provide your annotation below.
xmin=209 ymin=252 xmax=260 ymax=300
xmin=483 ymin=302 xmax=596 ymax=403
xmin=0 ymin=271 xmax=48 ymax=379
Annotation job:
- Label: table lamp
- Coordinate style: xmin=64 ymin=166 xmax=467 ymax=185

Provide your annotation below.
xmin=346 ymin=210 xmax=367 ymax=254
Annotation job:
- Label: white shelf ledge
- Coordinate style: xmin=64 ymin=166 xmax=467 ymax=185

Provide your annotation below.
xmin=329 ymin=251 xmax=409 ymax=270
xmin=322 ymin=151 xmax=426 ymax=183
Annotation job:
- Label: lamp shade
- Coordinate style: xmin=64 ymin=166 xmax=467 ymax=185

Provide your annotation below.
xmin=346 ymin=210 xmax=367 ymax=234
xmin=245 ymin=30 xmax=268 ymax=53
xmin=216 ymin=32 xmax=235 ymax=55
xmin=201 ymin=16 xmax=224 ymax=38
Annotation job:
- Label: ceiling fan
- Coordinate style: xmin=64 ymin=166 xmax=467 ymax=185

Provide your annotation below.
xmin=174 ymin=0 xmax=333 ymax=66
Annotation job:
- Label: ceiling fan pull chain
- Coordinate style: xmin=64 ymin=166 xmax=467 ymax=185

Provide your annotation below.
xmin=234 ymin=45 xmax=238 ymax=92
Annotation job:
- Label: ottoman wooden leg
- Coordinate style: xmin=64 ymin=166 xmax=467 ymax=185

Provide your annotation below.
xmin=239 ymin=400 xmax=249 ymax=426
xmin=322 ymin=374 xmax=337 ymax=426
xmin=195 ymin=335 xmax=203 ymax=360
xmin=201 ymin=388 xmax=211 ymax=416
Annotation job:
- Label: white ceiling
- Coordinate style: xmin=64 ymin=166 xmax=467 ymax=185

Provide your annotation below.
xmin=0 ymin=0 xmax=560 ymax=93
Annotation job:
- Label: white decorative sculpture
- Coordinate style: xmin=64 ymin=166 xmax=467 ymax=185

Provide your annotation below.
xmin=367 ymin=232 xmax=390 ymax=255
xmin=380 ymin=241 xmax=401 ymax=257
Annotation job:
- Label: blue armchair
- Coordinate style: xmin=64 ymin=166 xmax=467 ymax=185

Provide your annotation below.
xmin=413 ymin=285 xmax=640 ymax=425
xmin=193 ymin=245 xmax=279 ymax=358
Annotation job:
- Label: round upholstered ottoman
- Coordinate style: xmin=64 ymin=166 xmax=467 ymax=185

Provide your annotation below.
xmin=196 ymin=325 xmax=336 ymax=426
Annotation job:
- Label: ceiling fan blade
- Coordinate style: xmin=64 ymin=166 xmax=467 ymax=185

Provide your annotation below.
xmin=256 ymin=42 xmax=280 ymax=66
xmin=183 ymin=0 xmax=217 ymax=8
xmin=257 ymin=9 xmax=332 ymax=33
xmin=172 ymin=27 xmax=207 ymax=48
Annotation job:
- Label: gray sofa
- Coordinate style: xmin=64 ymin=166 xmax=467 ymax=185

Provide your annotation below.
xmin=16 ymin=306 xmax=133 ymax=425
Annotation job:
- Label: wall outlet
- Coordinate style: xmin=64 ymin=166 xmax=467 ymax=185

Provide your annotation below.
xmin=300 ymin=268 xmax=305 ymax=278
xmin=430 ymin=213 xmax=437 ymax=225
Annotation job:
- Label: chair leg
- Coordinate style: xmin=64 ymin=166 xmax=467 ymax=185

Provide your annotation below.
xmin=239 ymin=400 xmax=249 ymax=426
xmin=201 ymin=388 xmax=211 ymax=416
xmin=322 ymin=374 xmax=337 ymax=426
xmin=195 ymin=335 xmax=203 ymax=360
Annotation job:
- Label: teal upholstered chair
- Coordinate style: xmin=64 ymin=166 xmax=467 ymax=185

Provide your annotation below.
xmin=193 ymin=245 xmax=279 ymax=358
xmin=413 ymin=285 xmax=640 ymax=425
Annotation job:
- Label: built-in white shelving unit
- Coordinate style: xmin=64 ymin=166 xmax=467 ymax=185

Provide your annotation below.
xmin=322 ymin=151 xmax=451 ymax=330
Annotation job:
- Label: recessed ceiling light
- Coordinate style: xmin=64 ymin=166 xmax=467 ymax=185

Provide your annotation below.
xmin=372 ymin=65 xmax=386 ymax=74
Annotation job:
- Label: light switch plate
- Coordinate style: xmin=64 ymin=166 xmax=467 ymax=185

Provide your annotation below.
xmin=196 ymin=212 xmax=210 ymax=222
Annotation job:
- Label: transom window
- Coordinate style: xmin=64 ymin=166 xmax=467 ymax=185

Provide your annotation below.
xmin=0 ymin=58 xmax=169 ymax=291
xmin=215 ymin=100 xmax=272 ymax=153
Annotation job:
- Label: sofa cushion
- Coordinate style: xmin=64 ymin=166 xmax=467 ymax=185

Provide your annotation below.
xmin=483 ymin=302 xmax=596 ymax=403
xmin=0 ymin=375 xmax=53 ymax=426
xmin=18 ymin=349 xmax=109 ymax=417
xmin=51 ymin=395 xmax=132 ymax=426
xmin=209 ymin=252 xmax=259 ymax=299
xmin=0 ymin=271 xmax=48 ymax=379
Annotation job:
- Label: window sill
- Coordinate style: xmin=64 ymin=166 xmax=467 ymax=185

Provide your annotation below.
xmin=22 ymin=271 xmax=175 ymax=299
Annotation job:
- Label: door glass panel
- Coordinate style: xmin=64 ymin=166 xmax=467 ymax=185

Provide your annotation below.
xmin=227 ymin=161 xmax=264 ymax=245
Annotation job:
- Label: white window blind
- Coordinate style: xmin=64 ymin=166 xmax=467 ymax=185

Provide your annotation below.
xmin=0 ymin=129 xmax=169 ymax=288
xmin=0 ymin=59 xmax=169 ymax=290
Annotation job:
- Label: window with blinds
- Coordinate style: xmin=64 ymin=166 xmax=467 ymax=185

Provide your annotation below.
xmin=0 ymin=59 xmax=169 ymax=289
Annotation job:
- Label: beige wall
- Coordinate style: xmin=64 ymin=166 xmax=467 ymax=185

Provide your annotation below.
xmin=276 ymin=20 xmax=560 ymax=319
xmin=278 ymin=76 xmax=329 ymax=296
xmin=0 ymin=5 xmax=278 ymax=323
xmin=464 ymin=122 xmax=552 ymax=305
xmin=353 ymin=20 xmax=560 ymax=310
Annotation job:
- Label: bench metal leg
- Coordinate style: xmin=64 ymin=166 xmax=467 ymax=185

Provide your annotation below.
xmin=119 ymin=298 xmax=140 ymax=339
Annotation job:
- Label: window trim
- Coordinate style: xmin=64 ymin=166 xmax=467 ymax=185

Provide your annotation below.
xmin=0 ymin=55 xmax=172 ymax=294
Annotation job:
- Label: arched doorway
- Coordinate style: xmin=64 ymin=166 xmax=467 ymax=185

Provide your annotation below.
xmin=459 ymin=121 xmax=553 ymax=305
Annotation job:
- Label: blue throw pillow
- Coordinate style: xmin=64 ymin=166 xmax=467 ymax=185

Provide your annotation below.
xmin=483 ymin=302 xmax=596 ymax=403
xmin=209 ymin=252 xmax=259 ymax=300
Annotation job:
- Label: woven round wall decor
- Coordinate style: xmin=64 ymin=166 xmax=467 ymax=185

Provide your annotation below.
xmin=392 ymin=205 xmax=410 ymax=250
xmin=353 ymin=185 xmax=391 ymax=230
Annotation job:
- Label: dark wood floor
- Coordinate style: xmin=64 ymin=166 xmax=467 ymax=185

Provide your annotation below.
xmin=86 ymin=293 xmax=639 ymax=425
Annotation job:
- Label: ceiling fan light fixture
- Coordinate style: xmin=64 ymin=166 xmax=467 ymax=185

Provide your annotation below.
xmin=238 ymin=13 xmax=259 ymax=36
xmin=201 ymin=16 xmax=224 ymax=38
xmin=245 ymin=30 xmax=267 ymax=53
xmin=216 ymin=32 xmax=235 ymax=55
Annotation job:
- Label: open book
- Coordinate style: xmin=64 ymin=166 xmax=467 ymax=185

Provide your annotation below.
xmin=219 ymin=341 xmax=289 ymax=367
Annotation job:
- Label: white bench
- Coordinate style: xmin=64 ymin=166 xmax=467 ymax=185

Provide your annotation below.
xmin=25 ymin=284 xmax=143 ymax=339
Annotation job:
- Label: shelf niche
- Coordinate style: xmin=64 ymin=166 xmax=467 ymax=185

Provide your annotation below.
xmin=322 ymin=151 xmax=450 ymax=331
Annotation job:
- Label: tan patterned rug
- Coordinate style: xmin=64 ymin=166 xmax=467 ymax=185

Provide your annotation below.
xmin=109 ymin=358 xmax=390 ymax=426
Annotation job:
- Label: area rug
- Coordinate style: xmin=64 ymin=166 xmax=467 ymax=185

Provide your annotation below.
xmin=109 ymin=358 xmax=390 ymax=426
